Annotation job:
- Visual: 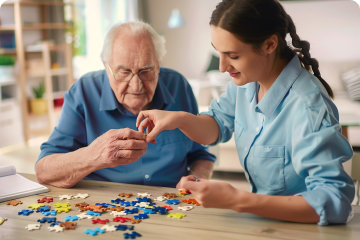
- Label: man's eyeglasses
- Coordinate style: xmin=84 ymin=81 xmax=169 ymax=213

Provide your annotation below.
xmin=107 ymin=64 xmax=158 ymax=82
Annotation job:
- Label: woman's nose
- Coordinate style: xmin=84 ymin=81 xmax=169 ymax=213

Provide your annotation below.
xmin=219 ymin=56 xmax=231 ymax=73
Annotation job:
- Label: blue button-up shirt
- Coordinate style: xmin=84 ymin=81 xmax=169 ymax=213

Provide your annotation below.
xmin=202 ymin=55 xmax=354 ymax=225
xmin=37 ymin=68 xmax=216 ymax=188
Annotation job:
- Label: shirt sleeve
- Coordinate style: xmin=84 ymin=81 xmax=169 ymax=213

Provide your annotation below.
xmin=292 ymin=93 xmax=355 ymax=225
xmin=200 ymin=81 xmax=237 ymax=145
xmin=183 ymin=78 xmax=216 ymax=166
xmin=36 ymin=80 xmax=87 ymax=163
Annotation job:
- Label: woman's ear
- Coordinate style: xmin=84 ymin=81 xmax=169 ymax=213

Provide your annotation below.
xmin=262 ymin=34 xmax=278 ymax=55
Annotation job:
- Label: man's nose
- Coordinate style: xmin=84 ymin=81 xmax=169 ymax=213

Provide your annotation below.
xmin=128 ymin=74 xmax=143 ymax=92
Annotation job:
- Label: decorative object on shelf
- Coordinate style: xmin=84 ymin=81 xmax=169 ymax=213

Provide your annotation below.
xmin=0 ymin=55 xmax=15 ymax=81
xmin=30 ymin=82 xmax=47 ymax=115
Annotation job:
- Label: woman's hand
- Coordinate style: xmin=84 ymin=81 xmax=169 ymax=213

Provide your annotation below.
xmin=177 ymin=176 xmax=248 ymax=210
xmin=136 ymin=110 xmax=185 ymax=143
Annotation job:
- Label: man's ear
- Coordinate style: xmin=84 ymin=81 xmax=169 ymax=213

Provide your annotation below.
xmin=262 ymin=34 xmax=278 ymax=55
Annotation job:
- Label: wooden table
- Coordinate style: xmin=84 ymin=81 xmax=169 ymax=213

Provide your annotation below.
xmin=1 ymin=174 xmax=359 ymax=240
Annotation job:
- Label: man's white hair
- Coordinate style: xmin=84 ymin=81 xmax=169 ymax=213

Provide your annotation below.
xmin=100 ymin=21 xmax=166 ymax=63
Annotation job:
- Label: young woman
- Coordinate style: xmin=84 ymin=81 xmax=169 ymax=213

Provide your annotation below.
xmin=136 ymin=0 xmax=355 ymax=225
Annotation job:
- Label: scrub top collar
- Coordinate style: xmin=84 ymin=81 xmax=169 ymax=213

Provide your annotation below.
xmin=253 ymin=54 xmax=303 ymax=119
xmin=99 ymin=70 xmax=175 ymax=115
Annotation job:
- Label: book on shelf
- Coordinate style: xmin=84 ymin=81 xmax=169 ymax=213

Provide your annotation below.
xmin=0 ymin=165 xmax=49 ymax=202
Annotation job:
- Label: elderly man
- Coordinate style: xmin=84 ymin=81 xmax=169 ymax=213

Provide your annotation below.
xmin=35 ymin=21 xmax=216 ymax=188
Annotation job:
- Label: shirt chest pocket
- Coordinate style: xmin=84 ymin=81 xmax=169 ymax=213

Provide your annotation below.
xmin=252 ymin=145 xmax=285 ymax=192
xmin=235 ymin=120 xmax=244 ymax=139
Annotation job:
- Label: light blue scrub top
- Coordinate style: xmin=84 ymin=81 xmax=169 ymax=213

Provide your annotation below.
xmin=201 ymin=55 xmax=355 ymax=225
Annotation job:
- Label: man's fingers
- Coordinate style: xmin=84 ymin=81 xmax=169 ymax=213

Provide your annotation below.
xmin=116 ymin=149 xmax=147 ymax=159
xmin=114 ymin=128 xmax=146 ymax=140
xmin=114 ymin=139 xmax=148 ymax=150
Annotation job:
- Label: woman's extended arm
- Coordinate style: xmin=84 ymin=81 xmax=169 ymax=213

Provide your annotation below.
xmin=177 ymin=176 xmax=319 ymax=223
xmin=136 ymin=110 xmax=220 ymax=145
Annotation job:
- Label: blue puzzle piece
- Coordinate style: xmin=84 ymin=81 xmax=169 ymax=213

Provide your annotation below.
xmin=50 ymin=221 xmax=62 ymax=227
xmin=133 ymin=213 xmax=148 ymax=220
xmin=165 ymin=199 xmax=179 ymax=205
xmin=136 ymin=197 xmax=151 ymax=202
xmin=124 ymin=208 xmax=138 ymax=214
xmin=124 ymin=231 xmax=142 ymax=239
xmin=87 ymin=211 xmax=101 ymax=216
xmin=18 ymin=209 xmax=34 ymax=216
xmin=115 ymin=224 xmax=134 ymax=231
xmin=37 ymin=217 xmax=56 ymax=223
xmin=84 ymin=228 xmax=105 ymax=236
xmin=121 ymin=201 xmax=132 ymax=207
xmin=42 ymin=210 xmax=57 ymax=216
xmin=130 ymin=201 xmax=139 ymax=206
xmin=95 ymin=203 xmax=115 ymax=208
xmin=142 ymin=208 xmax=156 ymax=214
xmin=36 ymin=205 xmax=51 ymax=213
xmin=64 ymin=215 xmax=80 ymax=221
xmin=111 ymin=198 xmax=125 ymax=204
xmin=157 ymin=208 xmax=168 ymax=214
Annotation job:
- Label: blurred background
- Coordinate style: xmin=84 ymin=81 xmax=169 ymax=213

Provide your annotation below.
xmin=0 ymin=0 xmax=359 ymax=204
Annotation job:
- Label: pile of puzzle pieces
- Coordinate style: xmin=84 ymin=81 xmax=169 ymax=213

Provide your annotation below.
xmin=2 ymin=188 xmax=197 ymax=238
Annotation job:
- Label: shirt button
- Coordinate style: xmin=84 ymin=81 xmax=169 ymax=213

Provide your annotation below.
xmin=145 ymin=174 xmax=150 ymax=179
xmin=256 ymin=127 xmax=260 ymax=131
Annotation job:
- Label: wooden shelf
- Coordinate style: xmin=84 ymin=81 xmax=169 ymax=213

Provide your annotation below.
xmin=0 ymin=25 xmax=15 ymax=31
xmin=0 ymin=1 xmax=74 ymax=145
xmin=0 ymin=23 xmax=70 ymax=31
xmin=27 ymin=68 xmax=68 ymax=78
xmin=0 ymin=48 xmax=17 ymax=54
xmin=23 ymin=23 xmax=70 ymax=30
xmin=3 ymin=0 xmax=65 ymax=6
xmin=28 ymin=128 xmax=50 ymax=136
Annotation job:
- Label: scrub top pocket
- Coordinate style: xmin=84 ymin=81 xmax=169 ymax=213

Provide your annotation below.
xmin=235 ymin=121 xmax=245 ymax=139
xmin=252 ymin=145 xmax=285 ymax=192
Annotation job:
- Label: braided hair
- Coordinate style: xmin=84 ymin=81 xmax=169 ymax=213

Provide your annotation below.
xmin=210 ymin=0 xmax=334 ymax=99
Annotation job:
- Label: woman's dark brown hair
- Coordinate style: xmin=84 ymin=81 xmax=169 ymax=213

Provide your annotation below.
xmin=210 ymin=0 xmax=334 ymax=99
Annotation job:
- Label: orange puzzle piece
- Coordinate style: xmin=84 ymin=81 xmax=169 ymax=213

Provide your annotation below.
xmin=7 ymin=200 xmax=23 ymax=206
xmin=182 ymin=198 xmax=201 ymax=206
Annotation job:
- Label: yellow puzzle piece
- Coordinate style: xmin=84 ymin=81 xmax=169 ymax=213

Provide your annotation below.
xmin=168 ymin=213 xmax=186 ymax=219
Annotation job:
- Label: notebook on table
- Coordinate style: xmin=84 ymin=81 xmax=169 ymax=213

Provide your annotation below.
xmin=0 ymin=165 xmax=49 ymax=202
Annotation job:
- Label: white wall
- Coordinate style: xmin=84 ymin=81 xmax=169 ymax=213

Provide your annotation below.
xmin=144 ymin=0 xmax=360 ymax=91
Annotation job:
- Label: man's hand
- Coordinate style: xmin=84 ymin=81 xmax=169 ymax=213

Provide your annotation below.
xmin=87 ymin=128 xmax=148 ymax=169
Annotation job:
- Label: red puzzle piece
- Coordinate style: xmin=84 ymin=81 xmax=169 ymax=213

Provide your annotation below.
xmin=91 ymin=218 xmax=109 ymax=224
xmin=113 ymin=217 xmax=132 ymax=223
xmin=161 ymin=206 xmax=173 ymax=210
xmin=37 ymin=198 xmax=53 ymax=203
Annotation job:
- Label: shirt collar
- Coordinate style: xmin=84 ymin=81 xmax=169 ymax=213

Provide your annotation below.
xmin=99 ymin=71 xmax=119 ymax=111
xmin=99 ymin=69 xmax=175 ymax=114
xmin=255 ymin=54 xmax=302 ymax=119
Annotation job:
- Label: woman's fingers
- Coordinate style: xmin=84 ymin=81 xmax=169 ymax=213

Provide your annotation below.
xmin=136 ymin=111 xmax=146 ymax=128
xmin=145 ymin=125 xmax=163 ymax=143
xmin=138 ymin=118 xmax=151 ymax=134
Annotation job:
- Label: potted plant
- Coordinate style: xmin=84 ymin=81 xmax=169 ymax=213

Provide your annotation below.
xmin=30 ymin=82 xmax=47 ymax=115
xmin=0 ymin=55 xmax=15 ymax=81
